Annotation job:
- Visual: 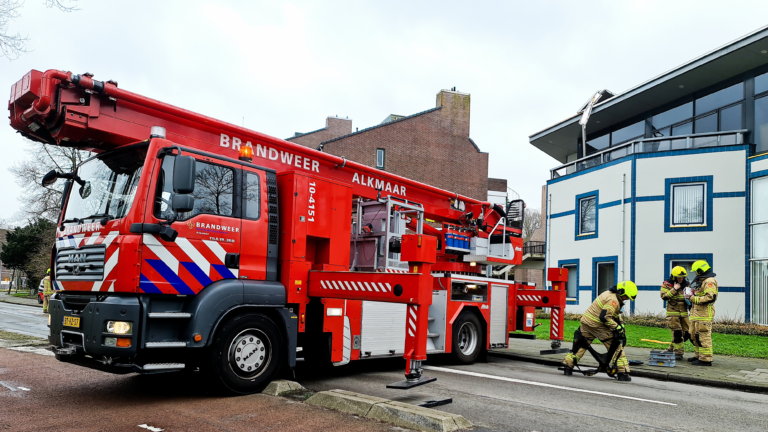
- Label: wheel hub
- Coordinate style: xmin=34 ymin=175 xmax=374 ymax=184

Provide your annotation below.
xmin=458 ymin=322 xmax=478 ymax=355
xmin=229 ymin=330 xmax=269 ymax=377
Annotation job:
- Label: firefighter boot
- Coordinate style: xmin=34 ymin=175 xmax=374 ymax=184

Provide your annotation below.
xmin=687 ymin=357 xmax=698 ymax=362
xmin=692 ymin=360 xmax=712 ymax=366
xmin=563 ymin=366 xmax=573 ymax=376
xmin=617 ymin=373 xmax=631 ymax=382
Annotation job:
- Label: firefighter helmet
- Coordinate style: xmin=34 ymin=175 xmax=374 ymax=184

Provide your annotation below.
xmin=617 ymin=281 xmax=638 ymax=301
xmin=671 ymin=266 xmax=687 ymax=278
xmin=46 ymin=268 xmax=50 ymax=275
xmin=692 ymin=260 xmax=711 ymax=276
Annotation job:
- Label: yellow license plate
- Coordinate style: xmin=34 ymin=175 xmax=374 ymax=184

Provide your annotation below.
xmin=62 ymin=316 xmax=80 ymax=328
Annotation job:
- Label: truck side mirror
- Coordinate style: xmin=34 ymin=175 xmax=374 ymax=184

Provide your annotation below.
xmin=171 ymin=194 xmax=195 ymax=213
xmin=173 ymin=156 xmax=196 ymax=194
xmin=42 ymin=170 xmax=59 ymax=187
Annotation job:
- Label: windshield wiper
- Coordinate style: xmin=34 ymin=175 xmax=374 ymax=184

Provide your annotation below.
xmin=81 ymin=213 xmax=115 ymax=224
xmin=60 ymin=218 xmax=82 ymax=225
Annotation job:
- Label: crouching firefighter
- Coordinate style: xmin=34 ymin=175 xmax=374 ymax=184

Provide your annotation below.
xmin=661 ymin=266 xmax=691 ymax=360
xmin=562 ymin=281 xmax=638 ymax=382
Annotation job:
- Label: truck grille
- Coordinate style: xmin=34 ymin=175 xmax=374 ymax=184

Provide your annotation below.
xmin=56 ymin=245 xmax=107 ymax=281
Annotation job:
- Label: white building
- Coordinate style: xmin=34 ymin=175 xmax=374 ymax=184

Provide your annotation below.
xmin=529 ymin=27 xmax=768 ymax=323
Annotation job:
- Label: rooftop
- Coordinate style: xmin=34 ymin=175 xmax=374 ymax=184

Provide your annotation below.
xmin=530 ymin=25 xmax=768 ymax=163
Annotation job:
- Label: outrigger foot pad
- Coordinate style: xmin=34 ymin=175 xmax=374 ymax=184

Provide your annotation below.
xmin=387 ymin=376 xmax=436 ymax=389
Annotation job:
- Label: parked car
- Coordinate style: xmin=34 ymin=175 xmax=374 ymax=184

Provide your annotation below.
xmin=37 ymin=280 xmax=45 ymax=304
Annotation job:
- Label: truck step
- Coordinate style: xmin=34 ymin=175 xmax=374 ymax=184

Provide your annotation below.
xmin=148 ymin=312 xmax=192 ymax=318
xmin=142 ymin=363 xmax=185 ymax=371
xmin=427 ymin=332 xmax=440 ymax=338
xmin=145 ymin=341 xmax=187 ymax=348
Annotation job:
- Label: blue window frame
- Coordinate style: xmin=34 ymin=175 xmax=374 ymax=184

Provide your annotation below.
xmin=575 ymin=190 xmax=599 ymax=240
xmin=664 ymin=176 xmax=713 ymax=232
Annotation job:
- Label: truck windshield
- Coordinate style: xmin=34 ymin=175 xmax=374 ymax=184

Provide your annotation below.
xmin=63 ymin=145 xmax=147 ymax=223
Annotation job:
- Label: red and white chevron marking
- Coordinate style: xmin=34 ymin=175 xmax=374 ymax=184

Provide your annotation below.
xmin=551 ymin=308 xmax=560 ymax=338
xmin=376 ymin=268 xmax=409 ymax=273
xmin=517 ymin=294 xmax=542 ymax=302
xmin=319 ymin=279 xmax=392 ymax=292
xmin=407 ymin=305 xmax=418 ymax=338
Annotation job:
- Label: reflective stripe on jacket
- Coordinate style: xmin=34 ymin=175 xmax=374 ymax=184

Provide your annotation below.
xmin=690 ymin=277 xmax=718 ymax=322
xmin=581 ymin=291 xmax=624 ymax=330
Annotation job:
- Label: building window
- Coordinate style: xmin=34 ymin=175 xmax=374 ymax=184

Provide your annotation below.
xmin=670 ymin=260 xmax=695 ymax=281
xmin=695 ymin=82 xmax=744 ymax=116
xmin=563 ymin=264 xmax=578 ymax=299
xmin=755 ymin=95 xmax=768 ymax=154
xmin=579 ymin=196 xmax=596 ymax=234
xmin=376 ymin=148 xmax=385 ymax=169
xmin=671 ymin=183 xmax=705 ymax=226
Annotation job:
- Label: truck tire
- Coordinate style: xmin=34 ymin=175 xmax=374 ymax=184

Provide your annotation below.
xmin=210 ymin=313 xmax=283 ymax=394
xmin=451 ymin=311 xmax=482 ymax=364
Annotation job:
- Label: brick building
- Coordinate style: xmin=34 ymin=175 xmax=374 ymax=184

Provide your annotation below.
xmin=288 ymin=89 xmax=507 ymax=202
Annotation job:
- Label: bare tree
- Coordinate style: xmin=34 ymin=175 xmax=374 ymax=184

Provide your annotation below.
xmin=523 ymin=207 xmax=541 ymax=243
xmin=9 ymin=139 xmax=90 ymax=222
xmin=1 ymin=0 xmax=78 ymax=60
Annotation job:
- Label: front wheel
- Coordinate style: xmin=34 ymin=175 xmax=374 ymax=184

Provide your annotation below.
xmin=451 ymin=311 xmax=483 ymax=364
xmin=210 ymin=313 xmax=284 ymax=394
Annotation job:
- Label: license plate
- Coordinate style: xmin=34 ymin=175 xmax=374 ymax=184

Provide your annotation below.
xmin=62 ymin=316 xmax=80 ymax=328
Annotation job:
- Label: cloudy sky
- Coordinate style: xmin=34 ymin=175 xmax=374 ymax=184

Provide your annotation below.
xmin=2 ymin=0 xmax=768 ymax=221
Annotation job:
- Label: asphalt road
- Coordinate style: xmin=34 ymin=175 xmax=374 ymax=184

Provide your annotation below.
xmin=3 ymin=301 xmax=768 ymax=431
xmin=0 ymin=301 xmax=49 ymax=338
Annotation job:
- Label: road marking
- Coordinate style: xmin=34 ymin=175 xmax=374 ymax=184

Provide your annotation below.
xmin=0 ymin=381 xmax=17 ymax=391
xmin=17 ymin=386 xmax=30 ymax=391
xmin=138 ymin=425 xmax=165 ymax=432
xmin=422 ymin=365 xmax=677 ymax=406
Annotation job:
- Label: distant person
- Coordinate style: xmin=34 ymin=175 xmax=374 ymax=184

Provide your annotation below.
xmin=42 ymin=269 xmax=53 ymax=314
xmin=660 ymin=266 xmax=691 ymax=360
xmin=686 ymin=260 xmax=718 ymax=366
xmin=562 ymin=281 xmax=638 ymax=382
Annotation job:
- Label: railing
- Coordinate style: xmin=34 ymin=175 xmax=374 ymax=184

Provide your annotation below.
xmin=550 ymin=130 xmax=748 ymax=179
xmin=523 ymin=241 xmax=545 ymax=256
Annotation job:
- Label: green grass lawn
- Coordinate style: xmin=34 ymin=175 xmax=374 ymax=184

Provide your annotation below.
xmin=513 ymin=319 xmax=768 ymax=359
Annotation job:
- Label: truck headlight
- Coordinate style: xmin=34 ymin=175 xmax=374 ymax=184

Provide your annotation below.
xmin=106 ymin=321 xmax=132 ymax=335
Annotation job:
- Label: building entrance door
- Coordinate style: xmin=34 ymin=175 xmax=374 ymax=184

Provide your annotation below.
xmin=596 ymin=262 xmax=615 ymax=296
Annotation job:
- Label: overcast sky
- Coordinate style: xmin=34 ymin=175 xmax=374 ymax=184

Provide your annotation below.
xmin=2 ymin=0 xmax=768 ymax=221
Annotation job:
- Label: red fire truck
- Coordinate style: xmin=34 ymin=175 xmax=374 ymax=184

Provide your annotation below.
xmin=8 ymin=69 xmax=567 ymax=394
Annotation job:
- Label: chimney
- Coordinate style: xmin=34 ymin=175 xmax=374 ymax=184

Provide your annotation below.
xmin=436 ymin=89 xmax=470 ymax=136
xmin=325 ymin=116 xmax=353 ymax=137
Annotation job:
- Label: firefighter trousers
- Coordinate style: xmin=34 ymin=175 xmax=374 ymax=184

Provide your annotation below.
xmin=692 ymin=321 xmax=713 ymax=362
xmin=666 ymin=314 xmax=690 ymax=355
xmin=563 ymin=324 xmax=630 ymax=373
xmin=43 ymin=294 xmax=50 ymax=313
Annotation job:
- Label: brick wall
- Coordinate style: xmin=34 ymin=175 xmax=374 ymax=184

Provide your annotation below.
xmin=288 ymin=117 xmax=352 ymax=149
xmin=487 ymin=178 xmax=507 ymax=192
xmin=305 ymin=90 xmax=489 ymax=200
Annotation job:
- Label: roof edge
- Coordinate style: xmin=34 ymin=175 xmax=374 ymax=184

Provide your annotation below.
xmin=318 ymin=106 xmax=442 ymax=148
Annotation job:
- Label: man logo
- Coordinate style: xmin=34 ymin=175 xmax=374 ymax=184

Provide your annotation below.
xmin=71 ymin=253 xmax=87 ymax=263
xmin=187 ymin=220 xmax=195 ymax=230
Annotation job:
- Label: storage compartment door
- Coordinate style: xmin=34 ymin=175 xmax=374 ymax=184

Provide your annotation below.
xmin=490 ymin=284 xmax=509 ymax=345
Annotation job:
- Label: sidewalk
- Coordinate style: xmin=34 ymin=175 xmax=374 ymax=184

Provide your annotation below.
xmin=0 ymin=291 xmax=41 ymax=308
xmin=491 ymin=338 xmax=768 ymax=394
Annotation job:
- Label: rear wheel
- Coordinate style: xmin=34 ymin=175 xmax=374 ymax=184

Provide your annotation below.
xmin=451 ymin=311 xmax=483 ymax=364
xmin=210 ymin=313 xmax=283 ymax=394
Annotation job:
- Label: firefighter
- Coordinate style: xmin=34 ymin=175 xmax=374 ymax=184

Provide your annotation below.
xmin=42 ymin=268 xmax=53 ymax=314
xmin=660 ymin=266 xmax=691 ymax=360
xmin=563 ymin=281 xmax=638 ymax=382
xmin=686 ymin=260 xmax=718 ymax=366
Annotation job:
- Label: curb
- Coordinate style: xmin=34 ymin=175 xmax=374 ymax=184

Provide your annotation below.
xmin=0 ymin=297 xmax=42 ymax=308
xmin=261 ymin=379 xmax=307 ymax=396
xmin=488 ymin=350 xmax=768 ymax=395
xmin=306 ymin=389 xmax=473 ymax=432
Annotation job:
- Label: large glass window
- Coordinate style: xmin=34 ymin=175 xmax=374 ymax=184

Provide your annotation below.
xmin=672 ymin=121 xmax=693 ymax=136
xmin=585 ymin=134 xmax=609 ymax=155
xmin=694 ymin=113 xmax=717 ymax=134
xmin=719 ymin=103 xmax=742 ymax=131
xmin=671 ymin=183 xmax=705 ymax=226
xmin=611 ymin=121 xmax=645 ymax=145
xmin=695 ymin=82 xmax=744 ymax=115
xmin=579 ymin=196 xmax=596 ymax=234
xmin=653 ymin=102 xmax=693 ymax=129
xmin=755 ymin=96 xmax=768 ymax=153
xmin=755 ymin=72 xmax=768 ymax=96
xmin=563 ymin=264 xmax=578 ymax=299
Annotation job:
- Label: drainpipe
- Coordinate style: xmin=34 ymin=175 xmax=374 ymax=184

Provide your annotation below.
xmin=620 ymin=174 xmax=626 ymax=282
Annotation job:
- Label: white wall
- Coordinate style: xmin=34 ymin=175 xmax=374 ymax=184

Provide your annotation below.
xmin=752 ymin=157 xmax=768 ymax=174
xmin=547 ymin=149 xmax=748 ymax=319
